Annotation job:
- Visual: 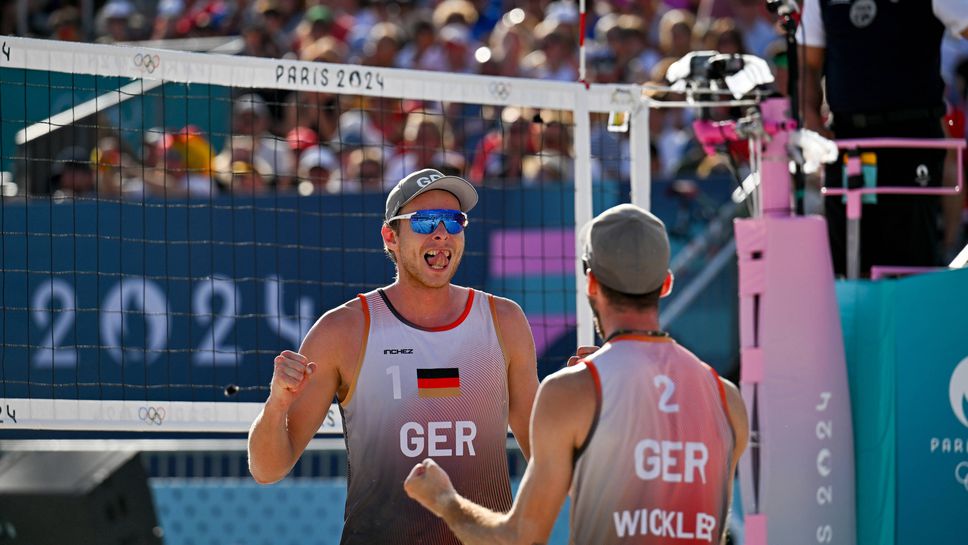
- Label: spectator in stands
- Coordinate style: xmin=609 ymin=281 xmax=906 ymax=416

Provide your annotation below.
xmin=648 ymin=58 xmax=694 ymax=179
xmin=470 ymin=106 xmax=537 ymax=186
xmin=90 ymin=135 xmax=129 ymax=197
xmin=295 ymin=145 xmax=339 ymax=195
xmin=485 ymin=12 xmax=535 ymax=78
xmin=520 ymin=0 xmax=548 ymax=24
xmin=433 ymin=0 xmax=480 ymax=31
xmin=1 ymin=0 xmax=16 ymax=37
xmin=239 ymin=16 xmax=285 ymax=58
xmin=627 ymin=14 xmax=664 ymax=82
xmin=525 ymin=20 xmax=578 ymax=81
xmin=524 ymin=110 xmax=574 ymax=185
xmin=165 ymin=127 xmax=218 ymax=197
xmin=657 ymin=9 xmax=695 ymax=59
xmin=614 ymin=0 xmax=665 ymax=43
xmin=334 ymin=110 xmax=385 ymax=154
xmin=397 ymin=17 xmax=445 ymax=71
xmin=589 ymin=112 xmax=633 ymax=182
xmin=342 ymin=0 xmax=386 ymax=60
xmin=47 ymin=6 xmax=82 ymax=42
xmin=594 ymin=14 xmax=658 ymax=84
xmin=184 ymin=2 xmax=231 ymax=38
xmin=275 ymin=0 xmax=305 ymax=38
xmin=340 ymin=147 xmax=385 ymax=193
xmin=151 ymin=0 xmax=183 ymax=40
xmin=587 ymin=13 xmax=623 ymax=83
xmin=132 ymin=128 xmax=170 ymax=198
xmin=728 ymin=0 xmax=777 ymax=59
xmin=699 ymin=18 xmax=747 ymax=56
xmin=361 ymin=22 xmax=405 ymax=68
xmin=232 ymin=93 xmax=294 ymax=188
xmin=96 ymin=0 xmax=136 ymax=43
xmin=299 ymin=35 xmax=348 ymax=64
xmin=431 ymin=140 xmax=469 ymax=175
xmin=256 ymin=0 xmax=298 ymax=54
xmin=436 ymin=24 xmax=477 ymax=74
xmin=540 ymin=111 xmax=573 ymax=158
xmin=384 ymin=111 xmax=458 ymax=188
xmin=215 ymin=136 xmax=266 ymax=192
xmin=287 ymin=126 xmax=319 ymax=160
xmin=228 ymin=160 xmax=272 ymax=195
xmin=292 ymin=5 xmax=334 ymax=55
xmin=280 ymin=90 xmax=339 ymax=158
xmin=50 ymin=146 xmax=95 ymax=197
xmin=363 ymin=96 xmax=412 ymax=148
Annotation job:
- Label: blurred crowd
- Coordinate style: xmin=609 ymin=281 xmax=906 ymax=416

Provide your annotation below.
xmin=2 ymin=0 xmax=966 ymax=201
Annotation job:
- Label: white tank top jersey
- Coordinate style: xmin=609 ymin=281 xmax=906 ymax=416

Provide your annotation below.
xmin=339 ymin=288 xmax=513 ymax=545
xmin=570 ymin=333 xmax=735 ymax=545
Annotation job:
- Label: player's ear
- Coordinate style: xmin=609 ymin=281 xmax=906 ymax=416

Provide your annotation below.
xmin=586 ymin=270 xmax=599 ymax=297
xmin=381 ymin=223 xmax=397 ymax=249
xmin=659 ymin=271 xmax=674 ymax=298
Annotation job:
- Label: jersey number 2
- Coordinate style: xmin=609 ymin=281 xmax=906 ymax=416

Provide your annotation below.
xmin=654 ymin=375 xmax=679 ymax=413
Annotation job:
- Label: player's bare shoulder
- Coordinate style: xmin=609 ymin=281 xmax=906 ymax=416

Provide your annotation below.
xmin=543 ymin=361 xmax=597 ymax=399
xmin=540 ymin=362 xmax=598 ymax=415
xmin=487 ymin=293 xmax=524 ymax=319
xmin=487 ymin=294 xmax=535 ymax=346
xmin=300 ymin=297 xmax=368 ymax=374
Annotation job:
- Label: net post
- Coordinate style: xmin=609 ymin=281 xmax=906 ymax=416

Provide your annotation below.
xmin=573 ymin=88 xmax=595 ymax=348
xmin=629 ymin=102 xmax=651 ymax=211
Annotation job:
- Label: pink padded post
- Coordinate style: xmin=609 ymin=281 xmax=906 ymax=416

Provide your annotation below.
xmin=744 ymin=514 xmax=768 ymax=545
xmin=740 ymin=347 xmax=763 ymax=384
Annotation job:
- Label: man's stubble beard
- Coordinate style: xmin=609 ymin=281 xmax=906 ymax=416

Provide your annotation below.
xmin=399 ymin=249 xmax=463 ymax=289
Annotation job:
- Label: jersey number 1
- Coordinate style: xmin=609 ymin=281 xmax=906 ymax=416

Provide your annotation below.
xmin=387 ymin=365 xmax=402 ymax=400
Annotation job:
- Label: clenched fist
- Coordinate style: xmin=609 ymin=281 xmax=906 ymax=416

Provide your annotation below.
xmin=269 ymin=350 xmax=317 ymax=408
xmin=403 ymin=458 xmax=457 ymax=518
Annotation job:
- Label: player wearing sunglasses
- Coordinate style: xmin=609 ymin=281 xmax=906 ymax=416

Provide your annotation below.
xmin=249 ymin=168 xmax=539 ymax=545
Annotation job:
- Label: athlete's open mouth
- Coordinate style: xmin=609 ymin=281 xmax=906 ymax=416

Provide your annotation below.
xmin=424 ymin=249 xmax=452 ymax=270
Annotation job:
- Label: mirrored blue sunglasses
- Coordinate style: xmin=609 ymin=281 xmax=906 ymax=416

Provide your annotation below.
xmin=387 ymin=208 xmax=469 ymax=235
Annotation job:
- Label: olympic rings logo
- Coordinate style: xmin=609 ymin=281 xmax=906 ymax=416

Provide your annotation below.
xmin=139 ymin=406 xmax=166 ymax=425
xmin=956 ymin=461 xmax=968 ymax=492
xmin=488 ymin=82 xmax=511 ymax=101
xmin=133 ymin=53 xmax=161 ymax=74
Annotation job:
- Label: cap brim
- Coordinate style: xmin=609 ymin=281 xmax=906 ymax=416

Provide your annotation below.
xmin=403 ymin=176 xmax=479 ymax=214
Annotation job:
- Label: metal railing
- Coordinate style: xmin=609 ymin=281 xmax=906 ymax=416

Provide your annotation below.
xmin=821 ymin=138 xmax=966 ymax=279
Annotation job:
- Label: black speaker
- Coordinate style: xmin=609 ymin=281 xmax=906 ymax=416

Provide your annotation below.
xmin=0 ymin=451 xmax=163 ymax=544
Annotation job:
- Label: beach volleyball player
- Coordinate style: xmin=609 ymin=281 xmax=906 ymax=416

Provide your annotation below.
xmin=405 ymin=204 xmax=749 ymax=545
xmin=248 ymin=169 xmax=539 ymax=544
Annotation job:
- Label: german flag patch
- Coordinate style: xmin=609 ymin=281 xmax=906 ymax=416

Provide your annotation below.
xmin=417 ymin=368 xmax=460 ymax=398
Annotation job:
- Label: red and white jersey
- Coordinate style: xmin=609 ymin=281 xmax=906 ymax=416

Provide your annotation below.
xmin=570 ymin=333 xmax=735 ymax=545
xmin=339 ymin=288 xmax=512 ymax=545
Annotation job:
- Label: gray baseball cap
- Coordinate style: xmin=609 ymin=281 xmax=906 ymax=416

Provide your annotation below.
xmin=580 ymin=204 xmax=670 ymax=294
xmin=385 ymin=168 xmax=478 ymax=221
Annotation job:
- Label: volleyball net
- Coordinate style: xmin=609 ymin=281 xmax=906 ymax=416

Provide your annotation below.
xmin=0 ymin=36 xmax=647 ymax=433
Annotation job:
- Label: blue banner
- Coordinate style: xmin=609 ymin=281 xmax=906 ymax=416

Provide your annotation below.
xmin=0 ymin=188 xmax=602 ymax=406
xmin=1 ymin=181 xmax=737 ymax=409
